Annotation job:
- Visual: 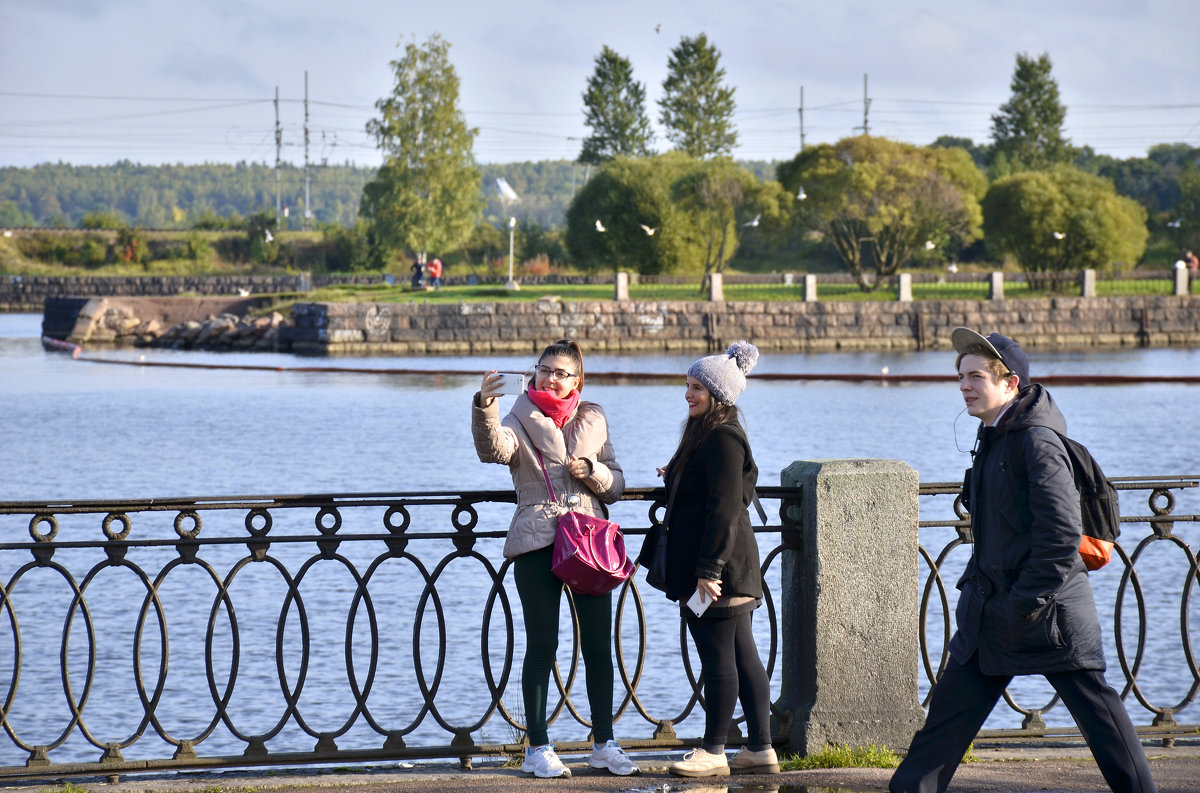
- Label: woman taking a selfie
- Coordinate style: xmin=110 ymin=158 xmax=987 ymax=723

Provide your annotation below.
xmin=472 ymin=339 xmax=637 ymax=779
xmin=638 ymin=340 xmax=778 ymax=778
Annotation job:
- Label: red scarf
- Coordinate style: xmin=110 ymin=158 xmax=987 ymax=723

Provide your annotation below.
xmin=526 ymin=385 xmax=580 ymax=428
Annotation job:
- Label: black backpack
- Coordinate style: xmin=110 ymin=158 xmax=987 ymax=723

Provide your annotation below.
xmin=1012 ymin=429 xmax=1121 ymax=571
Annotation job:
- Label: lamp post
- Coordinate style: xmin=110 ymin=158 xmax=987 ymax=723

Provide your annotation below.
xmin=506 ymin=216 xmax=519 ymax=291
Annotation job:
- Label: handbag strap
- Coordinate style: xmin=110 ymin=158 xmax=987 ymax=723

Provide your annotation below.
xmin=533 ymin=447 xmax=556 ymax=502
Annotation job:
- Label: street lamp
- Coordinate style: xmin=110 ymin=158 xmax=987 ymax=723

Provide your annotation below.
xmin=506 ymin=216 xmax=519 ymax=291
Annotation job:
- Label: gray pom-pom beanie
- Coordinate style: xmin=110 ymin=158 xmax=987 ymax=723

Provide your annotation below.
xmin=687 ymin=340 xmax=759 ymax=405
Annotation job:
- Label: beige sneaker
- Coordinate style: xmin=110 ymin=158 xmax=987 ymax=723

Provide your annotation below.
xmin=669 ymin=747 xmax=730 ymax=777
xmin=729 ymin=746 xmax=780 ymax=774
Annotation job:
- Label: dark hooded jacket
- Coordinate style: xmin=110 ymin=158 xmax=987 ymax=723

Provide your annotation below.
xmin=949 ymin=384 xmax=1106 ymax=676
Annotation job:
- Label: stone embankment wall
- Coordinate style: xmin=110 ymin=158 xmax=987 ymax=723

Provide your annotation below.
xmin=285 ymin=295 xmax=1200 ymax=355
xmin=41 ymin=294 xmax=1200 ymax=354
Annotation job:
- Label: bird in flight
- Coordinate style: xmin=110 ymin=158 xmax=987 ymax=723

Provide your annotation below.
xmin=640 ymin=224 xmax=656 ymax=236
xmin=796 ymin=186 xmax=807 ymax=200
xmin=1167 ymin=218 xmax=1182 ymax=228
xmin=595 ymin=220 xmax=607 ymax=232
xmin=1052 ymin=231 xmax=1066 ymax=240
xmin=655 ymin=23 xmax=662 ymax=33
xmin=743 ymin=213 xmax=761 ymax=228
xmin=264 ymin=229 xmax=273 ymax=243
xmin=925 ymin=240 xmax=936 ymax=250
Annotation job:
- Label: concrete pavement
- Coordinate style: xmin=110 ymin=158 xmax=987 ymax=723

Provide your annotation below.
xmin=2 ymin=741 xmax=1197 ymax=793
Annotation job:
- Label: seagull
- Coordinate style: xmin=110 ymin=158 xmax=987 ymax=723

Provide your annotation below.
xmin=796 ymin=185 xmax=807 ymax=200
xmin=925 ymin=240 xmax=936 ymax=251
xmin=1167 ymin=218 xmax=1182 ymax=228
xmin=881 ymin=365 xmax=890 ymax=375
xmin=237 ymin=287 xmax=251 ymax=297
xmin=595 ymin=220 xmax=607 ymax=232
xmin=743 ymin=213 xmax=761 ymax=228
xmin=640 ymin=224 xmax=656 ymax=236
xmin=1052 ymin=231 xmax=1066 ymax=240
xmin=264 ymin=229 xmax=273 ymax=243
xmin=655 ymin=23 xmax=662 ymax=33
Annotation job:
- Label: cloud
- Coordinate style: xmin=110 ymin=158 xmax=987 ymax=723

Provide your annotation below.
xmin=160 ymin=48 xmax=269 ymax=94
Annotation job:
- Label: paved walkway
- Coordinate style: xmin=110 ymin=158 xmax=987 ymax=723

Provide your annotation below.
xmin=2 ymin=741 xmax=1196 ymax=792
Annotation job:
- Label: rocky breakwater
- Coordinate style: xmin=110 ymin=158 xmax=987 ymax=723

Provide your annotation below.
xmin=44 ymin=295 xmax=292 ymax=351
xmin=150 ymin=311 xmax=289 ymax=351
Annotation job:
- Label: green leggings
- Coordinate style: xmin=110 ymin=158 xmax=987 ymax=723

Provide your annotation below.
xmin=513 ymin=545 xmax=614 ymax=746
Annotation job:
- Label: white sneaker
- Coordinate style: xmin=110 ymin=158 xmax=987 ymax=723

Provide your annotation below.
xmin=521 ymin=744 xmax=571 ymax=778
xmin=588 ymin=739 xmax=640 ymax=775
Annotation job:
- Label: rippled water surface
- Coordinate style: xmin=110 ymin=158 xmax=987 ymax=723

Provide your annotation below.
xmin=0 ymin=312 xmax=1196 ymax=764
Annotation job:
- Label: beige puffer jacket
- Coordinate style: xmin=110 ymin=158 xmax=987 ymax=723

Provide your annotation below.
xmin=472 ymin=392 xmax=625 ymax=559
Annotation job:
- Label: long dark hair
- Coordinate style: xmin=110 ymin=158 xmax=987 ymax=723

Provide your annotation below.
xmin=538 ymin=338 xmax=585 ymax=391
xmin=664 ymin=398 xmax=741 ymax=478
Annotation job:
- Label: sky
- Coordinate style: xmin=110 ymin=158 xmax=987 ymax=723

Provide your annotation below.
xmin=1 ymin=0 xmax=1198 ymax=170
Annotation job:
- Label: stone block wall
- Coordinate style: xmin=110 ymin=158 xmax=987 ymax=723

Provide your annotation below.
xmin=283 ymin=295 xmax=1200 ymax=355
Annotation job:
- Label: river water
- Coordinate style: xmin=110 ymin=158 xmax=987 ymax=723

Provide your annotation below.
xmin=0 ymin=312 xmax=1197 ymax=764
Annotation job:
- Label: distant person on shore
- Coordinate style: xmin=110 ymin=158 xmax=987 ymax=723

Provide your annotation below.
xmin=472 ymin=339 xmax=638 ymax=779
xmin=638 ymin=341 xmax=779 ymax=779
xmin=410 ymin=259 xmax=424 ymax=289
xmin=890 ymin=328 xmax=1157 ymax=793
xmin=427 ymin=257 xmax=443 ymax=290
xmin=1186 ymin=250 xmax=1199 ymax=282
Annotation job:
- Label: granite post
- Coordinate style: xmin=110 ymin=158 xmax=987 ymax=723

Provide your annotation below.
xmin=776 ymin=458 xmax=926 ymax=755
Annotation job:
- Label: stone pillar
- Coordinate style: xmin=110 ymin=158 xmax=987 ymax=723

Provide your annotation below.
xmin=614 ymin=271 xmax=630 ymax=301
xmin=988 ymin=271 xmax=1005 ymax=301
xmin=776 ymin=459 xmax=926 ymax=755
xmin=1080 ymin=269 xmax=1096 ymax=298
xmin=1174 ymin=267 xmax=1189 ymax=296
xmin=803 ymin=274 xmax=818 ymax=302
xmin=709 ymin=272 xmax=724 ymax=301
xmin=897 ymin=273 xmax=913 ymax=302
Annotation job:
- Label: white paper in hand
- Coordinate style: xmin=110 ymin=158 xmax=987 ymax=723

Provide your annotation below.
xmin=687 ymin=587 xmax=712 ymax=617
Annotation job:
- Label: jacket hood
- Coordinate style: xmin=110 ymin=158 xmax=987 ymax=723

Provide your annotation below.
xmin=996 ymin=383 xmax=1067 ymax=438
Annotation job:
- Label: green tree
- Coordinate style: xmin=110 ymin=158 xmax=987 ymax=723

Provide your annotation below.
xmin=931 ymin=136 xmax=989 ymax=169
xmin=565 ymin=152 xmax=702 ymax=274
xmin=361 ymin=34 xmax=483 ymax=261
xmin=1163 ymin=165 xmax=1200 ymax=256
xmin=778 ymin=136 xmax=987 ymax=290
xmin=982 ymin=165 xmax=1148 ymax=277
xmin=80 ymin=209 xmax=126 ymax=229
xmin=672 ymin=157 xmax=788 ymax=282
xmin=658 ymin=34 xmax=737 ymax=159
xmin=990 ymin=52 xmax=1073 ymax=174
xmin=579 ymin=46 xmax=654 ymax=165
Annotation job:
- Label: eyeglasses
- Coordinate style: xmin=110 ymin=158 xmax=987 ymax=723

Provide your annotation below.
xmin=535 ymin=365 xmax=577 ymax=381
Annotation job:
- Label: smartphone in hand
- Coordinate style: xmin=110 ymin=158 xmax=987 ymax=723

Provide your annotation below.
xmin=492 ymin=372 xmax=528 ymax=396
xmin=687 ymin=588 xmax=712 ymax=617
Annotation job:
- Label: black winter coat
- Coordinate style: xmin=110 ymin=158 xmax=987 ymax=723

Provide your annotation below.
xmin=636 ymin=423 xmax=763 ymax=604
xmin=949 ymin=384 xmax=1106 ymax=676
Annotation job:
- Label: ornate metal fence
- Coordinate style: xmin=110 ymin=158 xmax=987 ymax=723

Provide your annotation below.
xmin=0 ymin=486 xmax=797 ymax=780
xmin=917 ymin=474 xmax=1200 ymax=742
xmin=1 ymin=474 xmax=1196 ymax=780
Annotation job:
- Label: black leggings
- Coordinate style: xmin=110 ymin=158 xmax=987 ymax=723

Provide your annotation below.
xmin=684 ymin=608 xmax=773 ymax=750
xmin=513 ymin=545 xmax=614 ymax=746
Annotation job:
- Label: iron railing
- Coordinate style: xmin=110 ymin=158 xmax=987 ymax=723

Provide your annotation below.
xmin=0 ymin=486 xmax=798 ymax=779
xmin=0 ymin=475 xmax=1196 ymax=781
xmin=917 ymin=475 xmax=1200 ymax=742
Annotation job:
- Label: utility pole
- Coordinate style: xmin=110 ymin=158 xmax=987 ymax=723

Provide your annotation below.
xmin=798 ymin=85 xmax=806 ymax=151
xmin=274 ymin=86 xmax=282 ymax=229
xmin=303 ymin=70 xmax=312 ymax=230
xmin=856 ymin=73 xmax=871 ymax=136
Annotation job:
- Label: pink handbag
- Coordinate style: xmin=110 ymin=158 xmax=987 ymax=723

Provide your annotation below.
xmin=535 ymin=449 xmax=634 ymax=596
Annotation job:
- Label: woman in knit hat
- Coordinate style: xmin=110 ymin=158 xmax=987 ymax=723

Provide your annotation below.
xmin=637 ymin=340 xmax=778 ymax=778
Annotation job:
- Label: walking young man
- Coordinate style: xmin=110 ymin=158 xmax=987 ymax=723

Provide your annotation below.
xmin=890 ymin=328 xmax=1157 ymax=793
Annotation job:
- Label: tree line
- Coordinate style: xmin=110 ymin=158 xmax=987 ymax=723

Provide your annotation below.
xmin=2 ymin=40 xmax=1197 ymax=284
